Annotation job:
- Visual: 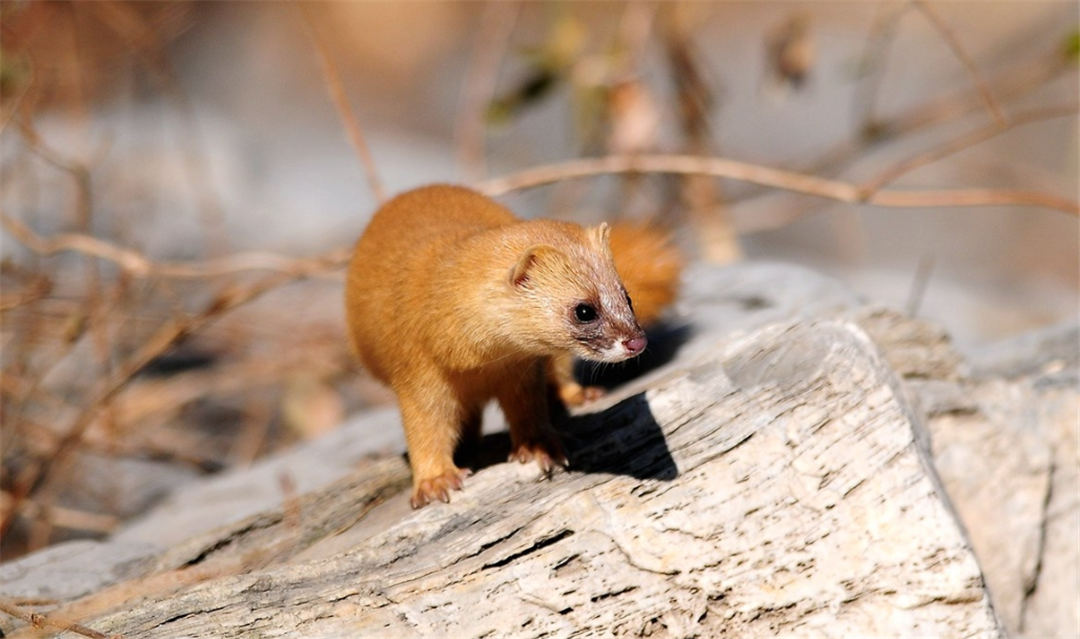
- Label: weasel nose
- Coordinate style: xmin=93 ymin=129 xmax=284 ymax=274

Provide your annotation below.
xmin=623 ymin=335 xmax=647 ymax=356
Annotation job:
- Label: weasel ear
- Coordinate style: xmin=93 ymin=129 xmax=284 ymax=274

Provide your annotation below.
xmin=509 ymin=244 xmax=561 ymax=288
xmin=588 ymin=222 xmax=614 ymax=258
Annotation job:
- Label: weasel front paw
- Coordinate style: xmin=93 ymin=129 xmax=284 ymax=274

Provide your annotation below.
xmin=557 ymin=381 xmax=606 ymax=407
xmin=411 ymin=468 xmax=472 ymax=509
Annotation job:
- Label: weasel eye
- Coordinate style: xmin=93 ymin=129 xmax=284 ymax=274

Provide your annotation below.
xmin=625 ymin=293 xmax=634 ymax=310
xmin=574 ymin=303 xmax=598 ymax=323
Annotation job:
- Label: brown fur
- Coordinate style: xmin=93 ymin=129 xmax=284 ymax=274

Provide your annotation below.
xmin=345 ymin=184 xmax=680 ymax=507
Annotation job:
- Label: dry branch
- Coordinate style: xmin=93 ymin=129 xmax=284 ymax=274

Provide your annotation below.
xmin=455 ymin=1 xmax=521 ymax=182
xmin=914 ymin=0 xmax=1006 ymax=126
xmin=296 ymin=2 xmax=387 ymax=204
xmin=850 ymin=2 xmax=910 ymax=135
xmin=828 ymin=36 xmax=1073 ymax=199
xmin=476 ymin=153 xmax=1080 ymax=216
xmin=86 ymin=0 xmax=229 ymax=255
xmin=0 ymin=267 xmax=338 ymax=542
xmin=858 ymin=103 xmax=1079 ymax=194
xmin=0 ymin=599 xmax=112 ymax=639
xmin=873 ymin=48 xmax=1071 ymax=140
xmin=0 ymin=212 xmax=349 ymax=280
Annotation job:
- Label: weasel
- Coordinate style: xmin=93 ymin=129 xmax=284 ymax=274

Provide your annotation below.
xmin=345 ymin=184 xmax=681 ymax=508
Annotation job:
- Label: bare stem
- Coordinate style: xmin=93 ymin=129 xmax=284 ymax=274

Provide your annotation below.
xmin=1 ymin=211 xmax=349 ymax=279
xmin=476 ymin=154 xmax=1079 ymax=216
xmin=455 ymin=1 xmax=521 ymax=182
xmin=914 ymin=0 xmax=1007 ymax=126
xmin=295 ymin=2 xmax=387 ymax=204
xmin=0 ymin=268 xmax=336 ymax=541
xmin=859 ymin=103 xmax=1078 ymax=194
xmin=0 ymin=598 xmax=113 ymax=639
xmin=851 ymin=2 xmax=910 ymax=134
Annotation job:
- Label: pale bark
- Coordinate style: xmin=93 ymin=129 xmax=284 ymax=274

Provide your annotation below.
xmin=15 ymin=316 xmax=1009 ymax=638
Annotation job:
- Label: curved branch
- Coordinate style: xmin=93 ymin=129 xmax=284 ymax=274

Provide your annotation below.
xmin=914 ymin=0 xmax=1006 ymax=126
xmin=475 ymin=154 xmax=1080 ymax=217
xmin=295 ymin=2 xmax=387 ymax=204
xmin=0 ymin=212 xmax=349 ymax=279
xmin=859 ymin=103 xmax=1078 ymax=194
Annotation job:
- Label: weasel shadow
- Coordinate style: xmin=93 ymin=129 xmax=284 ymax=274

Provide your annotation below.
xmin=574 ymin=320 xmax=692 ymax=391
xmin=560 ymin=392 xmax=678 ymax=481
xmin=457 ymin=321 xmax=688 ymax=481
xmin=462 ymin=392 xmax=677 ymax=482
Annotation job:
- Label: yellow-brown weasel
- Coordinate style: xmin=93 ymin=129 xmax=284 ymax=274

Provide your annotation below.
xmin=345 ymin=185 xmax=681 ymax=508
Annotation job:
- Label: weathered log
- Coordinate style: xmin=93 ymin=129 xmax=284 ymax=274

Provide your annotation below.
xmin=5 ymin=264 xmax=1075 ymax=638
xmin=6 ymin=316 xmax=1007 ymax=638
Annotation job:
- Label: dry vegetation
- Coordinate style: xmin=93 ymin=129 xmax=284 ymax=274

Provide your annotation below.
xmin=0 ymin=0 xmax=1076 ymax=608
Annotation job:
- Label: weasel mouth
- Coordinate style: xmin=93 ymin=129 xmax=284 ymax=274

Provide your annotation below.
xmin=577 ymin=333 xmax=647 ymax=363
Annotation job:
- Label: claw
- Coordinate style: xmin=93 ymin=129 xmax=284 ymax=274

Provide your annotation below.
xmin=411 ymin=468 xmax=472 ymax=509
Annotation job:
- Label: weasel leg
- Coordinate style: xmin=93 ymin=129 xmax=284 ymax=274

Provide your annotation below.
xmin=397 ymin=384 xmax=472 ymax=508
xmin=499 ymin=361 xmax=568 ymax=474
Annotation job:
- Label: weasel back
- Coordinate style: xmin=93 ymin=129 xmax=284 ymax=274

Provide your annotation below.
xmin=344 ymin=185 xmax=517 ymax=381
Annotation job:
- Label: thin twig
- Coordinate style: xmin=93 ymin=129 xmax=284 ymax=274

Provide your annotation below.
xmin=797 ymin=45 xmax=1072 ymax=193
xmin=57 ymin=13 xmax=120 ymax=501
xmin=914 ymin=0 xmax=1006 ymax=126
xmin=0 ymin=279 xmax=51 ymax=311
xmin=851 ymin=2 xmax=910 ymax=135
xmin=476 ymin=153 xmax=1080 ymax=216
xmin=20 ymin=500 xmax=119 ymax=534
xmin=1 ymin=211 xmax=349 ymax=279
xmin=905 ymin=254 xmax=936 ymax=317
xmin=665 ymin=7 xmax=742 ymax=262
xmin=0 ymin=599 xmax=114 ymax=639
xmin=0 ymin=69 xmax=34 ymax=137
xmin=875 ymin=50 xmax=1066 ymax=142
xmin=279 ymin=471 xmax=302 ymax=540
xmin=455 ymin=1 xmax=520 ymax=182
xmin=88 ymin=0 xmax=231 ymax=257
xmin=14 ymin=26 xmax=119 ymax=555
xmin=295 ymin=2 xmax=387 ymax=204
xmin=617 ymin=0 xmax=659 ymax=73
xmin=0 ymin=268 xmax=334 ymax=541
xmin=859 ymin=103 xmax=1078 ymax=194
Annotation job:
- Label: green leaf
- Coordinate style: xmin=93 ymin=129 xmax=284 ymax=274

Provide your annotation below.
xmin=0 ymin=47 xmax=31 ymax=96
xmin=1063 ymin=29 xmax=1080 ymax=64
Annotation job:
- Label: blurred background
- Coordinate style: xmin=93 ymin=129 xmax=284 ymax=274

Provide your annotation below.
xmin=1 ymin=1 xmax=1076 ymax=560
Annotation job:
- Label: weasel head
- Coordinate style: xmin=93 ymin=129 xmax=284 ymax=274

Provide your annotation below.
xmin=507 ymin=222 xmax=647 ymax=363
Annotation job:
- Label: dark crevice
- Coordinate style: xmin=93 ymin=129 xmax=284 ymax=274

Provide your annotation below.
xmin=1018 ymin=453 xmax=1056 ymax=634
xmin=180 ymin=517 xmax=278 ymax=567
xmin=590 ymin=585 xmax=637 ymax=603
xmin=157 ymin=603 xmax=228 ymax=628
xmin=467 ymin=525 xmax=525 ymax=561
xmin=552 ymin=552 xmax=580 ymax=572
xmin=482 ymin=529 xmax=574 ymax=570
